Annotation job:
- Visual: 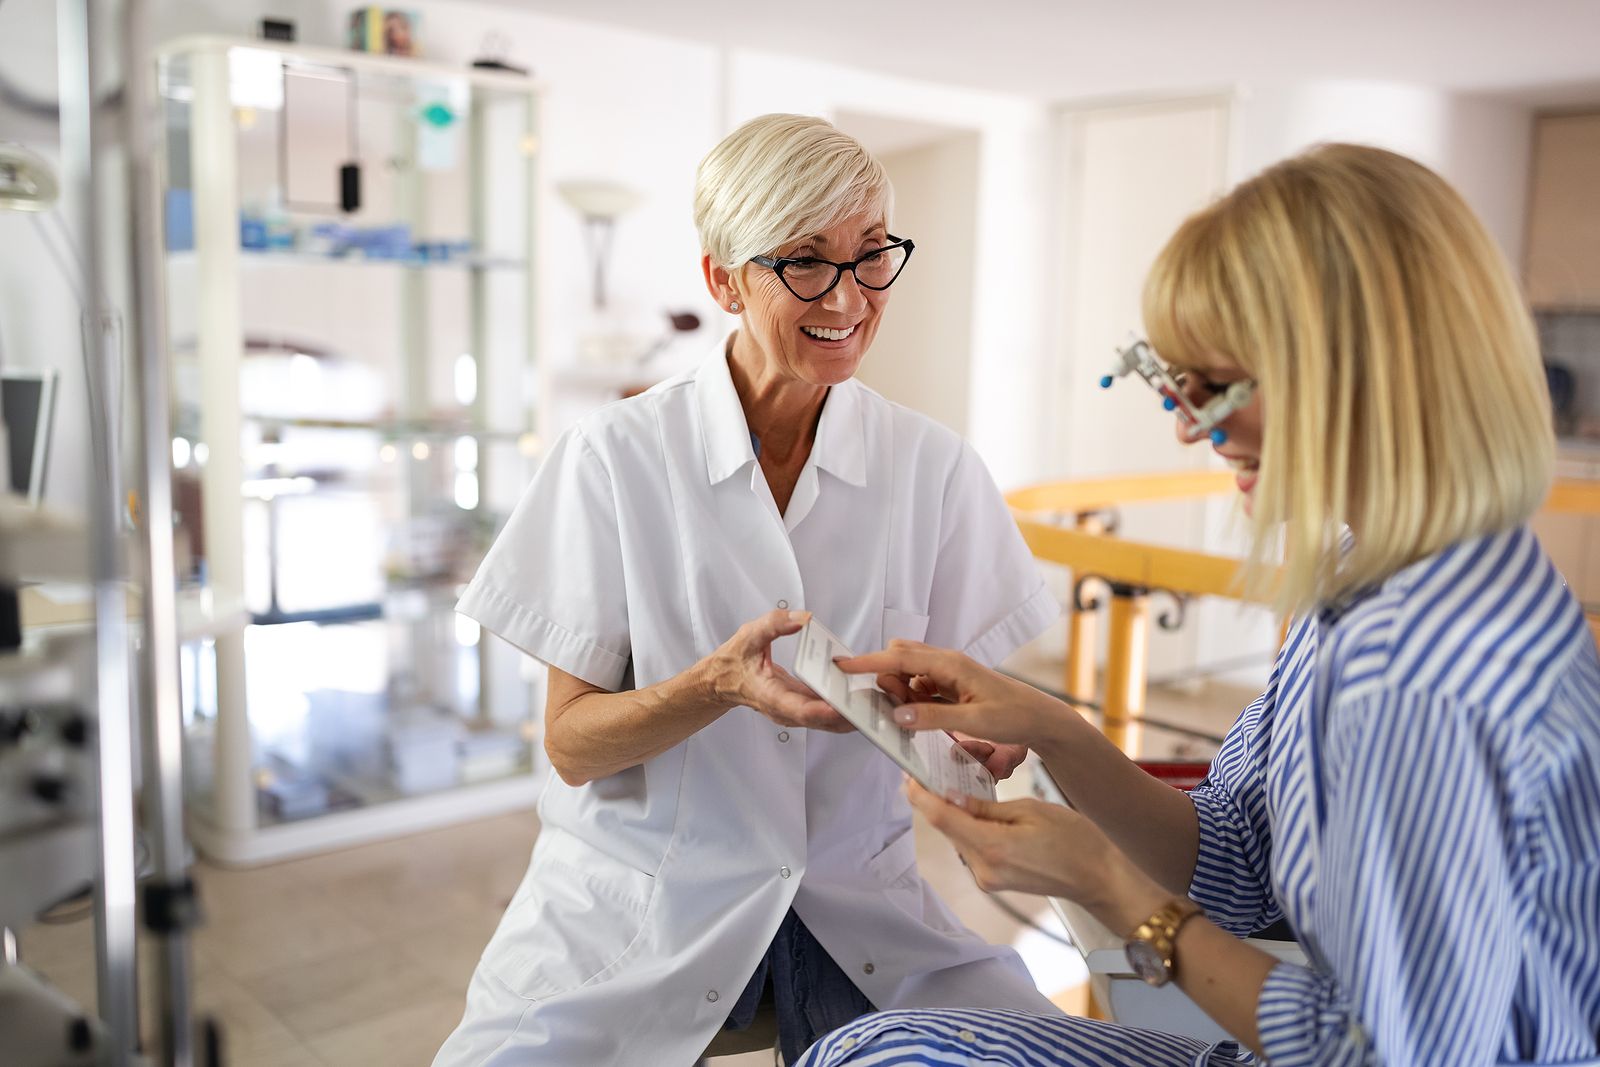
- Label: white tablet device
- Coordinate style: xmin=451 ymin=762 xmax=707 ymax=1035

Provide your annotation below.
xmin=792 ymin=617 xmax=996 ymax=803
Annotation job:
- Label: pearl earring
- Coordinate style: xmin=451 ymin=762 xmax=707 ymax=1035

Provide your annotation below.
xmin=729 ymin=301 xmax=741 ymax=312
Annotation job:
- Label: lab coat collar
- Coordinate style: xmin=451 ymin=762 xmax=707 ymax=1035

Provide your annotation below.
xmin=695 ymin=344 xmax=868 ymax=489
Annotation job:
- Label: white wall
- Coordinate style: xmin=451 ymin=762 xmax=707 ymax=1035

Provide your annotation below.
xmin=1231 ymin=81 xmax=1534 ymax=264
xmin=853 ymin=130 xmax=980 ymax=435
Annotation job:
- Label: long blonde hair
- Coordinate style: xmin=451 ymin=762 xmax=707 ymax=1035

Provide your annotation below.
xmin=1143 ymin=143 xmax=1554 ymax=615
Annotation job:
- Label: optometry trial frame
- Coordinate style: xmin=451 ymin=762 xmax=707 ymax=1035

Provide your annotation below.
xmin=748 ymin=235 xmax=915 ymax=302
xmin=1100 ymin=338 xmax=1256 ymax=446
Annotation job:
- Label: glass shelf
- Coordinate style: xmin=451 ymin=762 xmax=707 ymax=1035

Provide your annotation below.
xmin=241 ymin=412 xmax=540 ymax=444
xmin=167 ymin=249 xmax=528 ymax=272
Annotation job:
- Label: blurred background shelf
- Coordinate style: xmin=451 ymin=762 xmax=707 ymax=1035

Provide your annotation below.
xmin=168 ymin=248 xmax=529 ymax=272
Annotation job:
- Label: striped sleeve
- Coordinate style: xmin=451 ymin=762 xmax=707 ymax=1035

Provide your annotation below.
xmin=1256 ymin=688 xmax=1521 ymax=1067
xmin=1185 ymin=691 xmax=1282 ymax=935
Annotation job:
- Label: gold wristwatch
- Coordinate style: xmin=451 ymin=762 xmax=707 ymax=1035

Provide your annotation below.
xmin=1125 ymin=897 xmax=1204 ymax=987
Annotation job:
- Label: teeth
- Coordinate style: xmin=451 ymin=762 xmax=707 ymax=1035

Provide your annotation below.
xmin=1226 ymin=458 xmax=1258 ymax=471
xmin=801 ymin=325 xmax=855 ymax=341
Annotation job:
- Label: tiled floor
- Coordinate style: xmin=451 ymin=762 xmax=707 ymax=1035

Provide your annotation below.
xmin=14 ymin=650 xmax=1254 ymax=1066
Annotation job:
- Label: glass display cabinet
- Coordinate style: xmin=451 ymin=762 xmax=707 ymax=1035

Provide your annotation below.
xmin=158 ymin=36 xmax=546 ymax=864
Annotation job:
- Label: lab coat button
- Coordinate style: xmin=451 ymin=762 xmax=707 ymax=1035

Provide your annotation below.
xmin=779 ymin=866 xmax=791 ymax=878
xmin=862 ymin=963 xmax=875 ymax=975
xmin=777 ymin=599 xmax=789 ymax=609
xmin=706 ymin=990 xmax=719 ymax=1003
xmin=778 ymin=731 xmax=790 ymax=743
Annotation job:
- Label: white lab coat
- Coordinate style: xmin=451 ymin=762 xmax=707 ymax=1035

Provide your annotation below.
xmin=434 ymin=350 xmax=1062 ymax=1066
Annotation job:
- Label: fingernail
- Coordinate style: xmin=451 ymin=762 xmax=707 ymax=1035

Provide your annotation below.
xmin=945 ymin=790 xmax=967 ymax=808
xmin=893 ymin=707 xmax=915 ymax=725
xmin=789 ymin=611 xmax=808 ymax=623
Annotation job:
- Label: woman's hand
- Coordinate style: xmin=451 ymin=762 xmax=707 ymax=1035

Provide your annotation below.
xmin=948 ymin=736 xmax=1031 ymax=781
xmin=904 ymin=778 xmax=1167 ymax=936
xmin=700 ymin=610 xmax=853 ymax=732
xmin=860 ymin=664 xmax=1028 ymax=779
xmin=837 ymin=640 xmax=1081 ymax=751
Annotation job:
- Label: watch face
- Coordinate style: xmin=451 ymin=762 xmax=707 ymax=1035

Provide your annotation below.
xmin=1126 ymin=941 xmax=1169 ymax=986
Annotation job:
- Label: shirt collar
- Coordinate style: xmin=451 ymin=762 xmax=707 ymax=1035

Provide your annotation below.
xmin=809 ymin=374 xmax=867 ymax=488
xmin=695 ymin=343 xmax=868 ymax=489
xmin=696 ymin=347 xmax=757 ymax=485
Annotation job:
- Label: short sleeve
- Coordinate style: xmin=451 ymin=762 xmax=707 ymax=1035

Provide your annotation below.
xmin=456 ymin=427 xmax=631 ymax=691
xmin=924 ymin=444 xmax=1059 ymax=667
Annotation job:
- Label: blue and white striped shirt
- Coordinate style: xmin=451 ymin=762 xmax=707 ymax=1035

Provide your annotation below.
xmin=803 ymin=526 xmax=1600 ymax=1067
xmin=1194 ymin=524 xmax=1600 ymax=1065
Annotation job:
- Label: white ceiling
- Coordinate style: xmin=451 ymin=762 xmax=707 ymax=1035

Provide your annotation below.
xmin=484 ymin=0 xmax=1600 ymax=106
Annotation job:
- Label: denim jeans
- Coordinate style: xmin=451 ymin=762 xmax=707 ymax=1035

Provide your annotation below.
xmin=723 ymin=908 xmax=876 ymax=1063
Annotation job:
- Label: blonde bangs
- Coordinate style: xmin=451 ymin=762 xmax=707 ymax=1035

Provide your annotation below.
xmin=1142 ymin=211 xmax=1239 ymax=376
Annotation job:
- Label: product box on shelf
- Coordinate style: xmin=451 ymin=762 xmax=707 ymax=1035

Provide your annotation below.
xmin=348 ymin=7 xmax=420 ymax=56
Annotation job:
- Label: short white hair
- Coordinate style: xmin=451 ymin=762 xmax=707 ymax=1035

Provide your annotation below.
xmin=694 ymin=114 xmax=894 ymax=268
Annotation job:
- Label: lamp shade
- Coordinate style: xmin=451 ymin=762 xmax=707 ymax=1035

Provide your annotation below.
xmin=556 ymin=179 xmax=641 ymax=220
xmin=0 ymin=144 xmax=59 ymax=212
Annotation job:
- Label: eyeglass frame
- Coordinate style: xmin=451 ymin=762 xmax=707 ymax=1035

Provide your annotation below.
xmin=748 ymin=235 xmax=915 ymax=302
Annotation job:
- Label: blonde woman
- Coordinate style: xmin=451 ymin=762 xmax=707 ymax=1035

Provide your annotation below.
xmin=802 ymin=144 xmax=1600 ymax=1066
xmin=432 ymin=114 xmax=1063 ymax=1066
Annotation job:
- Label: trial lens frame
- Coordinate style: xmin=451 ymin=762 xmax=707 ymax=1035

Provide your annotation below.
xmin=1099 ymin=338 xmax=1256 ymax=446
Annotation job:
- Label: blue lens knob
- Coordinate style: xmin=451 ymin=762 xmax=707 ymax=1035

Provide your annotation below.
xmin=1099 ymin=376 xmax=1114 ymax=389
xmin=1162 ymin=397 xmax=1177 ymax=411
xmin=1209 ymin=428 xmax=1228 ymax=446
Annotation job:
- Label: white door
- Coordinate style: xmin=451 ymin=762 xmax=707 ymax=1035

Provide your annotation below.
xmin=1052 ymin=97 xmax=1275 ymax=688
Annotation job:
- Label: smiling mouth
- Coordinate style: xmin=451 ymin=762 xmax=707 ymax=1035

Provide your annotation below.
xmin=800 ymin=324 xmax=857 ymax=342
xmin=1223 ymin=456 xmax=1260 ymax=491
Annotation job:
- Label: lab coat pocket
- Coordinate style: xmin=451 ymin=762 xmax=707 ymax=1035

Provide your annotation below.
xmin=882 ymin=607 xmax=930 ymax=647
xmin=865 ymin=822 xmax=919 ymax=887
xmin=866 ymin=821 xmax=966 ymax=936
xmin=481 ymin=827 xmax=658 ymax=1001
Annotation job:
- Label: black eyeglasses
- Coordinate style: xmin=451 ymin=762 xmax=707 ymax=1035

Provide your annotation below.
xmin=749 ymin=235 xmax=915 ymax=301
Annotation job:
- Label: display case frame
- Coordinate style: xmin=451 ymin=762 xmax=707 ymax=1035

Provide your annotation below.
xmin=158 ymin=36 xmax=547 ymax=866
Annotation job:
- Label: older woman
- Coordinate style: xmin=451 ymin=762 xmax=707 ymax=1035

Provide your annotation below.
xmin=804 ymin=144 xmax=1600 ymax=1066
xmin=431 ymin=114 xmax=1063 ymax=1066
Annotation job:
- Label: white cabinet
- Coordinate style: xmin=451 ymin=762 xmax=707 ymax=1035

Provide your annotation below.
xmin=1525 ymin=112 xmax=1600 ymax=310
xmin=159 ymin=37 xmax=546 ymax=864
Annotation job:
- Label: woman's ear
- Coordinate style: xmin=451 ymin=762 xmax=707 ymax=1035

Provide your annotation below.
xmin=701 ymin=254 xmax=742 ymax=313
